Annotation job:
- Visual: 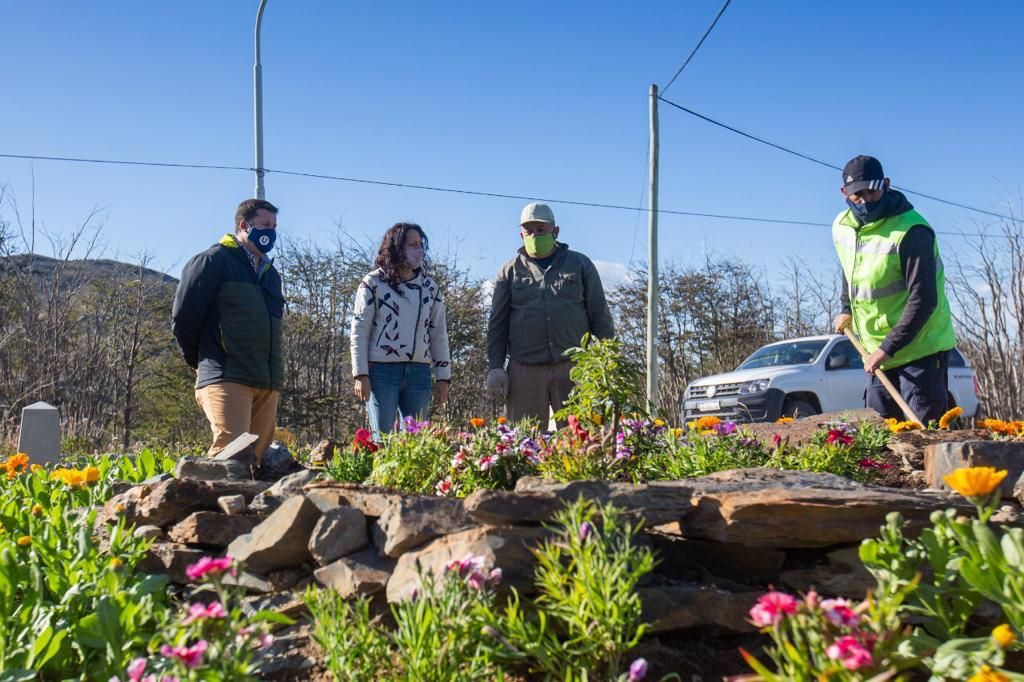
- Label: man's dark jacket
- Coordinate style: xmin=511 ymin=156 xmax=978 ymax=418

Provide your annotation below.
xmin=172 ymin=234 xmax=284 ymax=390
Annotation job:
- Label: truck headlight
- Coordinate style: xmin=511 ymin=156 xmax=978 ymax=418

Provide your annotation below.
xmin=737 ymin=379 xmax=770 ymax=395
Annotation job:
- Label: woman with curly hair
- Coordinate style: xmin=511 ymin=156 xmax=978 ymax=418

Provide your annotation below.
xmin=350 ymin=222 xmax=451 ymax=436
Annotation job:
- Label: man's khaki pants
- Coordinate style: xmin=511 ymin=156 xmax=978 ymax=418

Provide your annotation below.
xmin=195 ymin=382 xmax=278 ymax=461
xmin=507 ymin=359 xmax=573 ymax=428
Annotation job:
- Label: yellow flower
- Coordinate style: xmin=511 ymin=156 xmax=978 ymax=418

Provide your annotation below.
xmin=30 ymin=464 xmax=44 ymax=473
xmin=50 ymin=468 xmax=87 ymax=487
xmin=114 ymin=503 xmax=126 ymax=514
xmin=968 ymin=665 xmax=1010 ymax=682
xmin=84 ymin=466 xmax=101 ymax=484
xmin=943 ymin=467 xmax=1008 ymax=498
xmin=938 ymin=406 xmax=963 ymax=430
xmin=16 ymin=535 xmax=31 ymax=547
xmin=775 ymin=417 xmax=795 ymax=424
xmin=469 ymin=417 xmax=485 ymax=428
xmin=590 ymin=413 xmax=603 ymax=426
xmin=670 ymin=428 xmax=684 ymax=438
xmin=31 ymin=504 xmax=43 ymax=516
xmin=887 ymin=419 xmax=922 ymax=433
xmin=992 ymin=624 xmax=1015 ymax=648
xmin=654 ymin=418 xmax=665 ymax=427
xmin=109 ymin=557 xmax=124 ymax=570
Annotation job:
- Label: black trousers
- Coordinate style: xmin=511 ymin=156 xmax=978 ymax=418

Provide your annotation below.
xmin=865 ymin=350 xmax=949 ymax=424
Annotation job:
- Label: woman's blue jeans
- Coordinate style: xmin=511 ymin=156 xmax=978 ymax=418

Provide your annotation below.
xmin=366 ymin=362 xmax=433 ymax=438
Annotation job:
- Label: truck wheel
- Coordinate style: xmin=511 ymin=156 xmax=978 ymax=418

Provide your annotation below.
xmin=782 ymin=399 xmax=818 ymax=419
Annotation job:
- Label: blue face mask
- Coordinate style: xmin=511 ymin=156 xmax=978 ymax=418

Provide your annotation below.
xmin=846 ymin=194 xmax=885 ymax=224
xmin=246 ymin=224 xmax=277 ymax=253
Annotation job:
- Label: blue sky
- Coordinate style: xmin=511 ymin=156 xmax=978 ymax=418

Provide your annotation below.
xmin=1 ymin=1 xmax=1021 ymax=288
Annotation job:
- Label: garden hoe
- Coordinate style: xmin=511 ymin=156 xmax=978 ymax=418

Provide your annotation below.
xmin=843 ymin=327 xmax=925 ymax=428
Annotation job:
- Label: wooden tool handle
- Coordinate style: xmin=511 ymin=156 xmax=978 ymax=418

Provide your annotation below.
xmin=843 ymin=327 xmax=924 ymax=427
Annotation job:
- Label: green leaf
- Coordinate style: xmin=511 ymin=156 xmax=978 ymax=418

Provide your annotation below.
xmin=248 ymin=610 xmax=297 ymax=626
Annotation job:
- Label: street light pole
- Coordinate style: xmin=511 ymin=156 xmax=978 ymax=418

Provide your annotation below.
xmin=253 ymin=0 xmax=268 ymax=199
xmin=646 ymin=84 xmax=660 ymax=411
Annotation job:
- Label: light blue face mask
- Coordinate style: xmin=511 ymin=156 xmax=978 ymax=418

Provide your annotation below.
xmin=246 ymin=224 xmax=277 ymax=253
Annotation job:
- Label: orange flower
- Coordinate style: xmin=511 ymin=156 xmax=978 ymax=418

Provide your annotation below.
xmin=84 ymin=466 xmax=101 ymax=484
xmin=31 ymin=504 xmax=43 ymax=516
xmin=16 ymin=535 xmax=31 ymax=547
xmin=938 ymin=406 xmax=963 ymax=430
xmin=968 ymin=665 xmax=1010 ymax=682
xmin=50 ymin=468 xmax=87 ymax=488
xmin=1 ymin=453 xmax=30 ymax=479
xmin=943 ymin=467 xmax=1008 ymax=498
xmin=469 ymin=417 xmax=485 ymax=428
xmin=496 ymin=417 xmax=507 ymax=425
xmin=775 ymin=417 xmax=795 ymax=424
xmin=886 ymin=419 xmax=921 ymax=433
xmin=689 ymin=416 xmax=722 ymax=432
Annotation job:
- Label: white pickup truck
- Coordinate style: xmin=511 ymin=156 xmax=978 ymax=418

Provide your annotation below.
xmin=681 ymin=334 xmax=980 ymax=424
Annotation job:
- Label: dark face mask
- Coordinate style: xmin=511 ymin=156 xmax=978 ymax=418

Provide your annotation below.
xmin=246 ymin=225 xmax=277 ymax=254
xmin=846 ymin=192 xmax=887 ymax=224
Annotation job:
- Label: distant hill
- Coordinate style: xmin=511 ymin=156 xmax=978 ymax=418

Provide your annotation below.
xmin=0 ymin=254 xmax=179 ymax=288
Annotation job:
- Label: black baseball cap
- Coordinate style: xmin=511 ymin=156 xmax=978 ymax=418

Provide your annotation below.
xmin=842 ymin=155 xmax=886 ymax=195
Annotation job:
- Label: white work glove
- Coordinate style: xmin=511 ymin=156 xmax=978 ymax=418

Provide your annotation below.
xmin=486 ymin=368 xmax=508 ymax=399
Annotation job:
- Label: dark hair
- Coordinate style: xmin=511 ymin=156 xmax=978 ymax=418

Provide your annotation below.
xmin=234 ymin=199 xmax=279 ymax=227
xmin=374 ymin=222 xmax=428 ymax=286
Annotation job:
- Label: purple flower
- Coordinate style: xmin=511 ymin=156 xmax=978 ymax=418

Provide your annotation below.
xmin=628 ymin=657 xmax=649 ymax=681
xmin=402 ymin=416 xmax=428 ymax=433
xmin=579 ymin=521 xmax=593 ymax=542
xmin=714 ymin=421 xmax=738 ymax=436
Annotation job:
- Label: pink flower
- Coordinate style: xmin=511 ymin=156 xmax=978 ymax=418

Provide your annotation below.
xmin=804 ymin=590 xmax=819 ymax=608
xmin=120 ymin=657 xmax=147 ymax=682
xmin=826 ymin=429 xmax=854 ymax=446
xmin=749 ymin=591 xmax=798 ymax=627
xmin=446 ymin=554 xmax=485 ymax=577
xmin=182 ymin=601 xmax=227 ymax=625
xmin=467 ymin=571 xmax=486 ymax=590
xmin=451 ymin=449 xmax=467 ymax=468
xmin=489 ymin=567 xmax=502 ymax=585
xmin=628 ymin=657 xmax=649 ymax=681
xmin=826 ymin=635 xmax=873 ymax=670
xmin=477 ymin=454 xmax=497 ymax=471
xmin=821 ymin=598 xmax=860 ymax=628
xmin=435 ymin=477 xmax=453 ymax=496
xmin=159 ymin=640 xmax=208 ymax=669
xmin=772 ymin=433 xmax=782 ymax=448
xmin=185 ymin=556 xmax=236 ymax=582
xmin=259 ymin=634 xmax=274 ymax=649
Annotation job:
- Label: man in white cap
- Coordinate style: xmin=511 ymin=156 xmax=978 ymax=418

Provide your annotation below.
xmin=485 ymin=202 xmax=614 ymax=425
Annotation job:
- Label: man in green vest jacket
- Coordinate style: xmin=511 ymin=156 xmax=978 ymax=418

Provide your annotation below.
xmin=831 ymin=155 xmax=957 ymax=424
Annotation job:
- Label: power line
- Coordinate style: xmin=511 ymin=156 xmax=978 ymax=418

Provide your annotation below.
xmin=656 ymin=96 xmax=1020 ymax=223
xmin=662 ymin=0 xmax=733 ymax=95
xmin=0 ymin=150 xmax=1003 ymax=238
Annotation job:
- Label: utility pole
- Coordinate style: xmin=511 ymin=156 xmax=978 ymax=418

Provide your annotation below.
xmin=253 ymin=0 xmax=268 ymax=199
xmin=646 ymin=84 xmax=660 ymax=411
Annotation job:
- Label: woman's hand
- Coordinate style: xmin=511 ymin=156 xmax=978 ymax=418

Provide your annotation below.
xmin=434 ymin=380 xmax=449 ymax=405
xmin=354 ymin=376 xmax=371 ymax=401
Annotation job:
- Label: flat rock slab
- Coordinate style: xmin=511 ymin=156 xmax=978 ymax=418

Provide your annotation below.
xmin=889 ymin=429 xmax=990 ymax=466
xmin=250 ymin=469 xmax=320 ymax=514
xmin=372 ymin=496 xmax=476 ymax=557
xmin=174 ymin=457 xmax=250 ymax=481
xmin=101 ymin=478 xmax=272 ymax=528
xmin=639 ymin=583 xmax=757 ymax=635
xmin=780 ymin=545 xmax=876 ymax=599
xmin=314 ymin=549 xmax=395 ymax=598
xmin=387 ymin=525 xmax=549 ymax=603
xmin=472 ymin=478 xmax=694 ymax=527
xmin=667 ymin=468 xmax=960 ymax=548
xmin=645 ymin=533 xmax=785 ymax=587
xmin=168 ymin=511 xmax=261 ymax=548
xmin=213 ymin=432 xmax=259 ymax=470
xmin=303 ymin=481 xmax=406 ymax=517
xmin=227 ymin=495 xmax=322 ymax=574
xmin=925 ymin=440 xmax=1024 ymax=496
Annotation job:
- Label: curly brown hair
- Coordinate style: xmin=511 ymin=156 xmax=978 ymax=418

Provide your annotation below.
xmin=374 ymin=222 xmax=429 ymax=286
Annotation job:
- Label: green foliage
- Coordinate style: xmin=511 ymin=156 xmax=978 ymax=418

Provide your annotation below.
xmin=368 ymin=422 xmax=452 ymax=494
xmin=304 ymin=497 xmax=655 ymax=681
xmin=859 ymin=485 xmax=1024 ymax=680
xmin=0 ymin=458 xmax=171 ymax=678
xmin=555 ymin=334 xmax=648 ymax=432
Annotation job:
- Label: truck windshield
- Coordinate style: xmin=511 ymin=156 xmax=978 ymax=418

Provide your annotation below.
xmin=738 ymin=340 xmax=828 ymax=369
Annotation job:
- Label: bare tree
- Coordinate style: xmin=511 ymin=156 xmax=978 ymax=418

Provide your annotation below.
xmin=947 ymin=211 xmax=1024 ymax=419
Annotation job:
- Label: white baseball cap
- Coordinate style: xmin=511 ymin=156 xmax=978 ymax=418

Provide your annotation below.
xmin=520 ymin=202 xmax=556 ymax=226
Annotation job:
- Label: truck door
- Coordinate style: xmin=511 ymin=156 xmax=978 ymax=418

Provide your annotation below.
xmin=823 ymin=340 xmax=867 ymax=412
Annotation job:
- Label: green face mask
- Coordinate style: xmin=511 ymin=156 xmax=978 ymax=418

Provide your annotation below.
xmin=523 ymin=233 xmax=556 ymax=257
